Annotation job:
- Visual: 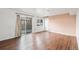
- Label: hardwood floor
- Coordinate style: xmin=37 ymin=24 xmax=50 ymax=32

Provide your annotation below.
xmin=0 ymin=37 xmax=20 ymax=50
xmin=32 ymin=32 xmax=78 ymax=50
xmin=0 ymin=31 xmax=78 ymax=50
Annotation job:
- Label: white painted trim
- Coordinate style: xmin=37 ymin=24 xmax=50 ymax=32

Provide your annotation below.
xmin=48 ymin=31 xmax=76 ymax=36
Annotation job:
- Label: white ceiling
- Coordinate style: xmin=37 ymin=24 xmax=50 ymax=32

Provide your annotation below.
xmin=10 ymin=8 xmax=78 ymax=17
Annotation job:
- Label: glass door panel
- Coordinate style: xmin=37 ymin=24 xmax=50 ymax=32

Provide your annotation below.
xmin=20 ymin=17 xmax=32 ymax=35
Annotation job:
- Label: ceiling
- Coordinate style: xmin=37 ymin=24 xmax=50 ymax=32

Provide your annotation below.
xmin=10 ymin=8 xmax=78 ymax=17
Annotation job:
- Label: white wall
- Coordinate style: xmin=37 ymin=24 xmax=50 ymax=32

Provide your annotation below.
xmin=44 ymin=18 xmax=48 ymax=31
xmin=76 ymin=10 xmax=79 ymax=48
xmin=0 ymin=8 xmax=16 ymax=41
xmin=32 ymin=17 xmax=45 ymax=33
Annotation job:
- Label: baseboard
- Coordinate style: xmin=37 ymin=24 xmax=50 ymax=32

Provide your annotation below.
xmin=32 ymin=30 xmax=47 ymax=34
xmin=0 ymin=36 xmax=21 ymax=41
xmin=48 ymin=31 xmax=76 ymax=37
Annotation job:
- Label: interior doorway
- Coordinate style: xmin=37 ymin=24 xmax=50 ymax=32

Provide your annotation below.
xmin=20 ymin=17 xmax=32 ymax=35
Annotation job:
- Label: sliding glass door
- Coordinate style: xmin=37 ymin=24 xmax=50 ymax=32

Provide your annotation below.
xmin=20 ymin=17 xmax=32 ymax=35
xmin=26 ymin=18 xmax=32 ymax=34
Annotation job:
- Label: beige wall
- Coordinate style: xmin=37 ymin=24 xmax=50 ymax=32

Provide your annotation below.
xmin=48 ymin=13 xmax=76 ymax=36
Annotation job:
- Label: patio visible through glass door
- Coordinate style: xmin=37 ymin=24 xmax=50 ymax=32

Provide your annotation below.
xmin=20 ymin=17 xmax=32 ymax=35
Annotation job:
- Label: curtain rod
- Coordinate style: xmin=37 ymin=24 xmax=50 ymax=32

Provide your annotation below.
xmin=16 ymin=13 xmax=45 ymax=18
xmin=16 ymin=13 xmax=34 ymax=17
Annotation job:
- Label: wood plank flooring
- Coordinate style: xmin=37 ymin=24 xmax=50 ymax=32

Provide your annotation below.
xmin=0 ymin=31 xmax=78 ymax=50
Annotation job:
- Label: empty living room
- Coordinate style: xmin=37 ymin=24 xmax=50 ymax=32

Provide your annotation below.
xmin=0 ymin=8 xmax=79 ymax=50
